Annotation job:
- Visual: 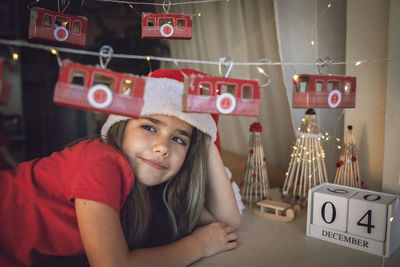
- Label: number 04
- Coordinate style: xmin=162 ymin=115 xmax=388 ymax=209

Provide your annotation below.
xmin=320 ymin=202 xmax=375 ymax=234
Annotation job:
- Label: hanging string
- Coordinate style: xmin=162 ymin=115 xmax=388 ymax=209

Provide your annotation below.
xmin=96 ymin=0 xmax=231 ymax=6
xmin=1 ymin=39 xmax=399 ymax=68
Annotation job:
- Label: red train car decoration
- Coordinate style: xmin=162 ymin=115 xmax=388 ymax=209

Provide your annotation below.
xmin=292 ymin=74 xmax=356 ymax=109
xmin=141 ymin=13 xmax=192 ymax=40
xmin=53 ymin=60 xmax=145 ymax=117
xmin=29 ymin=7 xmax=88 ymax=46
xmin=0 ymin=58 xmax=13 ymax=106
xmin=183 ymin=75 xmax=261 ymax=117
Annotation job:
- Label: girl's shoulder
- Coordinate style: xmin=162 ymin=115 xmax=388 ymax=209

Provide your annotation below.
xmin=70 ymin=139 xmax=123 ymax=159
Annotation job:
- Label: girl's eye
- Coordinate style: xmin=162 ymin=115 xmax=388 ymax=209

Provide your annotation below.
xmin=172 ymin=136 xmax=186 ymax=145
xmin=142 ymin=125 xmax=156 ymax=132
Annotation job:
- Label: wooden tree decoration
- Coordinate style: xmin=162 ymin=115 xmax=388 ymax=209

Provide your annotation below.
xmin=281 ymin=109 xmax=328 ymax=206
xmin=334 ymin=125 xmax=361 ymax=188
xmin=241 ymin=122 xmax=271 ymax=207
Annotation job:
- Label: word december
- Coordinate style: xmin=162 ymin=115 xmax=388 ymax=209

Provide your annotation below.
xmin=322 ymin=229 xmax=369 ymax=248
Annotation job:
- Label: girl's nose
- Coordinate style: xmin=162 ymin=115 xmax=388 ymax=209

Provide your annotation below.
xmin=152 ymin=137 xmax=170 ymax=157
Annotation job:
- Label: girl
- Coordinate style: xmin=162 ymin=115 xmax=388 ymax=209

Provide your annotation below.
xmin=0 ymin=69 xmax=241 ymax=267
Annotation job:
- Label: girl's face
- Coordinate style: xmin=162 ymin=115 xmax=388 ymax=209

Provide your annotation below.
xmin=122 ymin=114 xmax=193 ymax=186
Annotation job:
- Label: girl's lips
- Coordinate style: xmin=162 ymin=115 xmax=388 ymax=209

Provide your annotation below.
xmin=142 ymin=158 xmax=167 ymax=170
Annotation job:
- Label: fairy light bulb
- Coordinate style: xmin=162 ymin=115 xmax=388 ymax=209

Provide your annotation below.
xmin=146 ymin=56 xmax=151 ymax=61
xmin=51 ymin=48 xmax=58 ymax=55
xmin=355 ymin=61 xmax=362 ymax=66
xmin=12 ymin=52 xmax=19 ymax=61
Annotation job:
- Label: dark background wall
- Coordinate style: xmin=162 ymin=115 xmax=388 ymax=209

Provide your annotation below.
xmin=0 ymin=0 xmax=169 ymax=161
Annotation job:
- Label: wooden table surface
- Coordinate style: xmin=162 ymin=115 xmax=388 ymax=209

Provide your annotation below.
xmin=192 ymin=189 xmax=400 ymax=267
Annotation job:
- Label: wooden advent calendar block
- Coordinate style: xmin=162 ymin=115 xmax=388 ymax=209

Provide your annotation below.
xmin=312 ymin=185 xmax=357 ymax=232
xmin=348 ymin=192 xmax=396 ymax=242
xmin=307 ymin=183 xmax=400 ymax=257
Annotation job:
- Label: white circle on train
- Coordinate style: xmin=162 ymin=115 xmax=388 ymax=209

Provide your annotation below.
xmin=216 ymin=93 xmax=236 ymax=114
xmin=328 ymin=90 xmax=342 ymax=108
xmin=54 ymin=26 xmax=69 ymax=42
xmin=87 ymin=84 xmax=113 ymax=109
xmin=160 ymin=24 xmax=174 ymax=37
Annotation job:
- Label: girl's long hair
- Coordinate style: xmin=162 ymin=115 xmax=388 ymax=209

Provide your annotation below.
xmin=107 ymin=119 xmax=209 ymax=249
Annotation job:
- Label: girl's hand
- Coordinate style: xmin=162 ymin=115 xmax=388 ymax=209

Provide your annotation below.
xmin=190 ymin=222 xmax=238 ymax=258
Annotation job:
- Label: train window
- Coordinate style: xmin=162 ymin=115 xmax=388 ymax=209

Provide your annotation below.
xmin=43 ymin=15 xmax=52 ymax=27
xmin=70 ymin=71 xmax=86 ymax=86
xmin=160 ymin=18 xmax=173 ymax=26
xmin=55 ymin=16 xmax=70 ymax=29
xmin=72 ymin=21 xmax=81 ymax=34
xmin=327 ymin=81 xmax=341 ymax=92
xmin=295 ymin=76 xmax=309 ymax=92
xmin=147 ymin=18 xmax=155 ymax=27
xmin=242 ymin=85 xmax=252 ymax=99
xmin=316 ymin=81 xmax=324 ymax=93
xmin=177 ymin=19 xmax=186 ymax=27
xmin=121 ymin=79 xmax=134 ymax=96
xmin=199 ymin=83 xmax=210 ymax=96
xmin=344 ymin=81 xmax=351 ymax=93
xmin=93 ymin=74 xmax=114 ymax=90
xmin=219 ymin=84 xmax=236 ymax=95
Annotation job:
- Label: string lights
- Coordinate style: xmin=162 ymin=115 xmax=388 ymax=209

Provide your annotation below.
xmin=1 ymin=39 xmax=398 ymax=68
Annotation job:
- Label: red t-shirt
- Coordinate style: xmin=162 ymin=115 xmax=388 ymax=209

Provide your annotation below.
xmin=0 ymin=139 xmax=135 ymax=267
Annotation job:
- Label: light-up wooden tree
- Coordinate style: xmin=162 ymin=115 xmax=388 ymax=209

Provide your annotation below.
xmin=281 ymin=109 xmax=328 ymax=206
xmin=334 ymin=125 xmax=361 ymax=188
xmin=241 ymin=122 xmax=271 ymax=207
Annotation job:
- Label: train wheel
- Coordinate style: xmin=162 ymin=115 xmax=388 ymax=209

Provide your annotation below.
xmin=54 ymin=26 xmax=69 ymax=41
xmin=160 ymin=24 xmax=174 ymax=38
xmin=216 ymin=93 xmax=236 ymax=114
xmin=87 ymin=84 xmax=113 ymax=109
xmin=328 ymin=90 xmax=342 ymax=108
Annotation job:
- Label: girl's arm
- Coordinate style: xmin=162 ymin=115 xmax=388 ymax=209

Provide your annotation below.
xmin=204 ymin=144 xmax=241 ymax=229
xmin=75 ymin=198 xmax=238 ymax=267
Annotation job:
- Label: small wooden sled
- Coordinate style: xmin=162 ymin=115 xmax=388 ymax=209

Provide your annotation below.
xmin=254 ymin=200 xmax=300 ymax=222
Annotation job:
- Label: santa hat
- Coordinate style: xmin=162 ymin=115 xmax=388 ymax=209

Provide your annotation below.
xmin=101 ymin=69 xmax=221 ymax=150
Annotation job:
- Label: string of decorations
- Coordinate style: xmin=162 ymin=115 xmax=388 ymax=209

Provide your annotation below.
xmin=1 ymin=39 xmax=398 ymax=68
xmin=96 ymin=0 xmax=231 ymax=5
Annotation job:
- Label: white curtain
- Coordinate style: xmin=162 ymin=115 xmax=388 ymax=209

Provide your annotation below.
xmin=274 ymin=0 xmax=346 ymax=178
xmin=160 ymin=0 xmax=346 ymax=177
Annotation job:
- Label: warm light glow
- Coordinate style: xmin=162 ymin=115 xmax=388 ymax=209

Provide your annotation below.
xmin=390 ymin=217 xmax=394 ymax=222
xmin=12 ymin=52 xmax=19 ymax=61
xmin=257 ymin=66 xmax=265 ymax=74
xmin=311 ymin=40 xmax=315 ymax=46
xmin=198 ymin=12 xmax=202 ymax=16
xmin=51 ymin=49 xmax=58 ymax=55
xmin=328 ymin=3 xmax=332 ymax=7
xmin=336 ymin=138 xmax=341 ymax=142
xmin=293 ymin=74 xmax=299 ymax=80
xmin=337 ymin=145 xmax=342 ymax=149
xmin=297 ymin=127 xmax=301 ymax=131
xmin=125 ymin=80 xmax=132 ymax=84
xmin=355 ymin=61 xmax=362 ymax=66
xmin=146 ymin=56 xmax=151 ymax=61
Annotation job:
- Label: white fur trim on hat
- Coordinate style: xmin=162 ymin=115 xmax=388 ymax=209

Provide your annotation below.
xmin=101 ymin=77 xmax=217 ymax=142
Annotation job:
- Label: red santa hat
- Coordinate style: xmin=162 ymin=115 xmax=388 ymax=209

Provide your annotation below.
xmin=101 ymin=68 xmax=221 ymax=150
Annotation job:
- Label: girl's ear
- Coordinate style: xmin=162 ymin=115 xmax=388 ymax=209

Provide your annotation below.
xmin=211 ymin=114 xmax=221 ymax=153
